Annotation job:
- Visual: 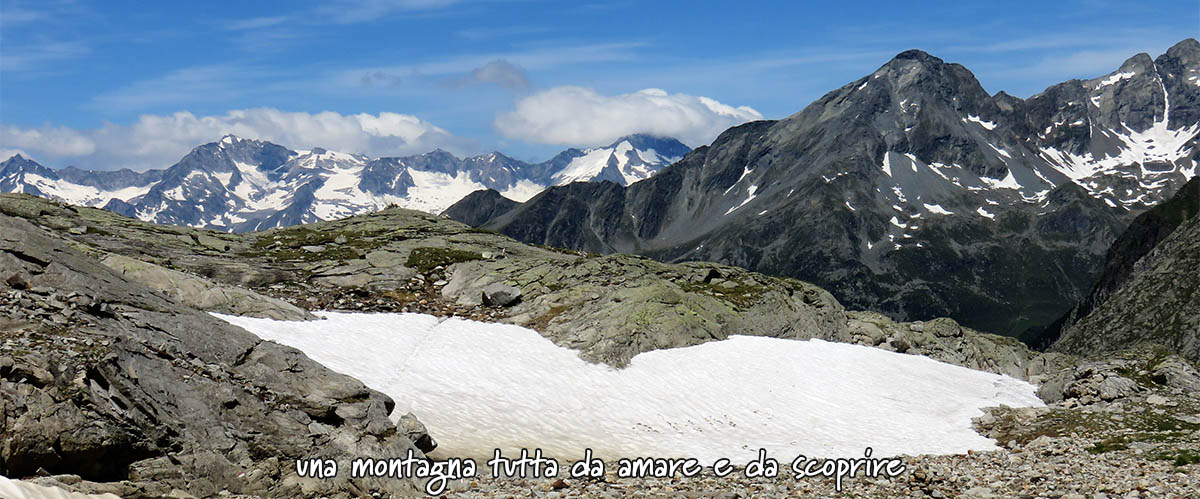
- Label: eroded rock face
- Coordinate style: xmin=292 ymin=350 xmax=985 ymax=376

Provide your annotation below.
xmin=0 ymin=214 xmax=421 ymax=497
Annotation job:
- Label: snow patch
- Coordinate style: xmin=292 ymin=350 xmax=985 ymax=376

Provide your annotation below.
xmin=1096 ymin=71 xmax=1136 ymax=88
xmin=724 ymin=184 xmax=758 ymax=215
xmin=923 ymin=203 xmax=952 ymax=215
xmin=963 ymin=115 xmax=997 ymax=130
xmin=217 ymin=312 xmax=1043 ymax=463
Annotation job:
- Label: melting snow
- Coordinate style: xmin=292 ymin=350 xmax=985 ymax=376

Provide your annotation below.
xmin=922 ymin=203 xmax=953 ymax=215
xmin=1096 ymin=71 xmax=1136 ymax=88
xmin=962 ymin=115 xmax=997 ymax=130
xmin=217 ymin=312 xmax=1043 ymax=463
xmin=724 ymin=185 xmax=758 ymax=215
xmin=980 ymin=170 xmax=1023 ymax=190
xmin=976 ymin=207 xmax=995 ymax=219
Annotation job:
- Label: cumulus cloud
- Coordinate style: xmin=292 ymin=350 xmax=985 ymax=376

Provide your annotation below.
xmin=1 ymin=108 xmax=471 ymax=171
xmin=493 ymin=87 xmax=763 ymax=147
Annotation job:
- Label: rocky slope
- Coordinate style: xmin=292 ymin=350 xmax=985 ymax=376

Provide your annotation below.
xmin=0 ymin=213 xmax=424 ymax=497
xmin=0 ymin=134 xmax=688 ymax=233
xmin=1048 ymin=175 xmax=1200 ymax=362
xmin=448 ymin=39 xmax=1200 ymax=339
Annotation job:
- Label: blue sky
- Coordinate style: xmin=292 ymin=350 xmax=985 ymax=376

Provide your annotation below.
xmin=1 ymin=0 xmax=1196 ymax=170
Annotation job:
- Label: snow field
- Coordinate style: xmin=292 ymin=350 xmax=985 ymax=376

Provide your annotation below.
xmin=217 ymin=312 xmax=1044 ymax=465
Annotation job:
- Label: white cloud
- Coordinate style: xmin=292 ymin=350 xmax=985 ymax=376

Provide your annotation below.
xmin=0 ymin=40 xmax=90 ymax=72
xmin=493 ymin=87 xmax=763 ymax=147
xmin=0 ymin=125 xmax=95 ymax=156
xmin=315 ymin=0 xmax=463 ymax=24
xmin=1 ymin=108 xmax=471 ymax=171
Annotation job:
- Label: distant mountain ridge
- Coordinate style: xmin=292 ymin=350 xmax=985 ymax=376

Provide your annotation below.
xmin=0 ymin=134 xmax=689 ymax=232
xmin=447 ymin=38 xmax=1200 ymax=338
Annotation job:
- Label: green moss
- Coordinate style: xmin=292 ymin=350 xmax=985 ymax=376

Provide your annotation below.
xmin=679 ymin=280 xmax=766 ymax=308
xmin=1086 ymin=440 xmax=1129 ymax=454
xmin=531 ymin=243 xmax=593 ymax=257
xmin=242 ymin=226 xmax=387 ymax=262
xmin=405 ymin=247 xmax=483 ymax=272
xmin=1151 ymin=449 xmax=1200 ymax=466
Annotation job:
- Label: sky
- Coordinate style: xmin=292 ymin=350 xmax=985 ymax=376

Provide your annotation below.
xmin=1 ymin=0 xmax=1197 ymax=171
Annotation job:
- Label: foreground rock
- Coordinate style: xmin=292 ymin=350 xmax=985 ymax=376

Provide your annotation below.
xmin=0 ymin=214 xmax=422 ymax=497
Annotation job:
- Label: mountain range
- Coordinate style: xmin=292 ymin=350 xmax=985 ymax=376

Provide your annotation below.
xmin=446 ymin=38 xmax=1200 ymax=339
xmin=0 ymin=134 xmax=689 ymax=232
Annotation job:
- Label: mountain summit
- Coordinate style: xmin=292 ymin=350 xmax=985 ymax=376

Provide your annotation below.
xmin=447 ymin=39 xmax=1200 ymax=338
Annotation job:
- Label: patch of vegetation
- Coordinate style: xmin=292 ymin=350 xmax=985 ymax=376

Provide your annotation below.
xmin=382 ymin=289 xmax=419 ymax=304
xmin=84 ymin=225 xmax=114 ymax=236
xmin=1086 ymin=440 xmax=1129 ymax=454
xmin=1151 ymin=449 xmax=1200 ymax=466
xmin=243 ymin=227 xmax=386 ymax=262
xmin=405 ymin=247 xmax=483 ymax=272
xmin=680 ymin=280 xmax=766 ymax=308
xmin=531 ymin=243 xmax=595 ymax=257
xmin=531 ymin=305 xmax=571 ymax=330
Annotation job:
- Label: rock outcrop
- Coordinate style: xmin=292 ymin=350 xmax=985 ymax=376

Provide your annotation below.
xmin=100 ymin=253 xmax=315 ymax=321
xmin=0 ymin=213 xmax=422 ymax=497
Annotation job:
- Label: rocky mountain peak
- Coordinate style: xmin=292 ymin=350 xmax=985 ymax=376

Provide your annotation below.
xmin=1116 ymin=52 xmax=1156 ymax=74
xmin=0 ymin=154 xmax=49 ymax=181
xmin=1 ymin=153 xmax=37 ymax=169
xmin=611 ymin=134 xmax=692 ymax=158
xmin=890 ymin=48 xmax=943 ymax=64
xmin=422 ymin=148 xmax=460 ymax=162
xmin=1164 ymin=37 xmax=1200 ymax=61
xmin=869 ymin=49 xmax=992 ymax=113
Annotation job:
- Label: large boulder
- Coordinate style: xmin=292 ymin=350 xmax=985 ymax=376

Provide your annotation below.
xmin=481 ymin=282 xmax=521 ymax=307
xmin=0 ymin=214 xmax=422 ymax=497
xmin=398 ymin=412 xmax=438 ymax=454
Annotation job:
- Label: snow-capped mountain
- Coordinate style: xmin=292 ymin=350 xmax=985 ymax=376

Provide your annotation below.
xmin=0 ymin=133 xmax=689 ymax=232
xmin=545 ymin=134 xmax=690 ymax=186
xmin=447 ymin=38 xmax=1200 ymax=339
xmin=0 ymin=154 xmax=163 ymax=208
